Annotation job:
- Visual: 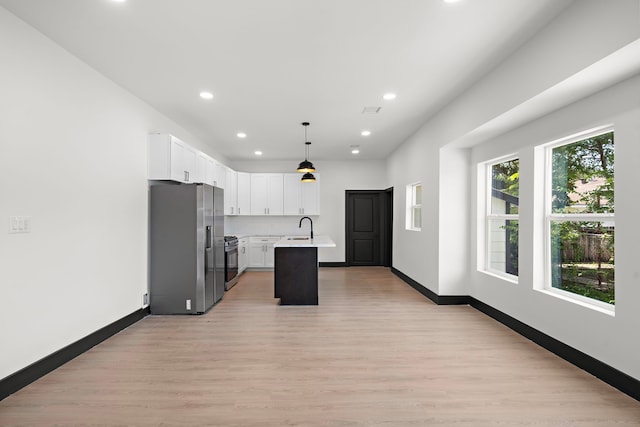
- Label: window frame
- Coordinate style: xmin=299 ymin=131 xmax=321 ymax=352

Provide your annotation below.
xmin=483 ymin=155 xmax=519 ymax=281
xmin=542 ymin=126 xmax=615 ymax=311
xmin=405 ymin=182 xmax=422 ymax=231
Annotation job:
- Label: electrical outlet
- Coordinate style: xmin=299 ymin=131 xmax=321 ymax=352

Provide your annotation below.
xmin=186 ymin=299 xmax=191 ymax=310
xmin=143 ymin=293 xmax=149 ymax=306
xmin=9 ymin=216 xmax=31 ymax=234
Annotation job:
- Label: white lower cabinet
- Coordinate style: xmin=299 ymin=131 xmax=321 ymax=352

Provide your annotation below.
xmin=238 ymin=237 xmax=248 ymax=274
xmin=248 ymin=236 xmax=281 ymax=268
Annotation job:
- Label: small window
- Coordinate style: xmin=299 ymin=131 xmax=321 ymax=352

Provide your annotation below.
xmin=545 ymin=129 xmax=614 ymax=306
xmin=485 ymin=157 xmax=519 ymax=277
xmin=406 ymin=183 xmax=422 ymax=231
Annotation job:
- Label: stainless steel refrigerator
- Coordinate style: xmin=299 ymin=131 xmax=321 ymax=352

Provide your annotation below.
xmin=149 ymin=183 xmax=225 ymax=314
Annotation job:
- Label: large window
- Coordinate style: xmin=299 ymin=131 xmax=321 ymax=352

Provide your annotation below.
xmin=546 ymin=129 xmax=614 ymax=306
xmin=485 ymin=157 xmax=519 ymax=277
xmin=406 ymin=182 xmax=422 ymax=231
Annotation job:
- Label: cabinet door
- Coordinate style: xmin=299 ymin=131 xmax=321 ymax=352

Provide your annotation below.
xmin=169 ymin=137 xmax=187 ymax=182
xmin=248 ymin=243 xmax=265 ymax=267
xmin=213 ymin=161 xmax=226 ymax=189
xmin=250 ymin=174 xmax=268 ymax=215
xmin=205 ymin=157 xmax=215 ymax=185
xmin=224 ymin=168 xmax=238 ymax=215
xmin=266 ymin=174 xmax=284 ymax=215
xmin=237 ymin=172 xmax=251 ymax=216
xmin=300 ymin=174 xmax=320 ymax=215
xmin=195 ymin=153 xmax=215 ymax=184
xmin=181 ymin=144 xmax=197 ymax=183
xmin=264 ymin=244 xmax=276 ymax=267
xmin=238 ymin=241 xmax=248 ymax=273
xmin=283 ymin=173 xmax=302 ymax=215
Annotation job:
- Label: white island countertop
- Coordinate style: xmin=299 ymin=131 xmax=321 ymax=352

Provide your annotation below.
xmin=274 ymin=235 xmax=336 ymax=248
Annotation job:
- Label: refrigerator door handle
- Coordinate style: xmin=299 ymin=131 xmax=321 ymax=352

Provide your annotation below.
xmin=205 ymin=226 xmax=212 ymax=249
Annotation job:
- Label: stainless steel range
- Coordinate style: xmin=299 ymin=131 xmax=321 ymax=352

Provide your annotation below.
xmin=224 ymin=236 xmax=239 ymax=290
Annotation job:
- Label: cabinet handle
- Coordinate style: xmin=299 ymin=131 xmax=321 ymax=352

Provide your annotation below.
xmin=301 ymin=208 xmax=304 ymax=214
xmin=184 ymin=171 xmax=189 ymax=182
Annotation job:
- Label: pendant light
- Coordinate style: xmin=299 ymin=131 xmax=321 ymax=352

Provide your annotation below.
xmin=296 ymin=122 xmax=316 ymax=182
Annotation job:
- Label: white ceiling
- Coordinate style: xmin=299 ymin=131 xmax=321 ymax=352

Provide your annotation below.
xmin=0 ymin=0 xmax=574 ymax=161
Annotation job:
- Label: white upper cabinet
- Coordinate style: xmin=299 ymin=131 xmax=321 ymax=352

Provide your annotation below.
xmin=224 ymin=168 xmax=238 ymax=215
xmin=283 ymin=173 xmax=320 ymax=215
xmin=195 ymin=152 xmax=213 ymax=184
xmin=213 ymin=161 xmax=226 ymax=189
xmin=237 ymin=172 xmax=251 ymax=216
xmin=250 ymin=174 xmax=283 ymax=215
xmin=148 ymin=133 xmax=196 ymax=183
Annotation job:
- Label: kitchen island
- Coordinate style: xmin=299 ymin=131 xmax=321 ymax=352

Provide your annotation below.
xmin=273 ymin=235 xmax=336 ymax=305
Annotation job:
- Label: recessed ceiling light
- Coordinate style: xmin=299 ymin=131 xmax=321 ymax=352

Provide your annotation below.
xmin=254 ymin=150 xmax=263 ymax=156
xmin=382 ymin=93 xmax=396 ymax=100
xmin=199 ymin=91 xmax=214 ymax=100
xmin=111 ymin=0 xmax=126 ymax=2
xmin=237 ymin=132 xmax=247 ymax=138
xmin=361 ymin=130 xmax=371 ymax=137
xmin=351 ymin=145 xmax=360 ymax=154
xmin=352 ymin=149 xmax=360 ymax=154
xmin=443 ymin=0 xmax=461 ymax=3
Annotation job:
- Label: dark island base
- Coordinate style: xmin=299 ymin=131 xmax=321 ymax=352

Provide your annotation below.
xmin=274 ymin=247 xmax=319 ymax=305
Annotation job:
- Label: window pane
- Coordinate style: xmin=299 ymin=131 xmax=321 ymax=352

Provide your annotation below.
xmin=413 ymin=207 xmax=421 ymax=229
xmin=551 ymin=132 xmax=614 ymax=214
xmin=414 ymin=184 xmax=422 ymax=205
xmin=491 ymin=159 xmax=519 ymax=214
xmin=488 ymin=219 xmax=518 ymax=276
xmin=550 ymin=221 xmax=615 ymax=304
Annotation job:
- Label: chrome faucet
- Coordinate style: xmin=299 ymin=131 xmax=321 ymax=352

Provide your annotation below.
xmin=299 ymin=216 xmax=313 ymax=239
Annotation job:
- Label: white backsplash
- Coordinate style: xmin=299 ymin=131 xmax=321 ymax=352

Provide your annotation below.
xmin=226 ymin=215 xmax=319 ymax=237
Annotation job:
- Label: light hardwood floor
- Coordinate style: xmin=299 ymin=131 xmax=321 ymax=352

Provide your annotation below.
xmin=1 ymin=267 xmax=639 ymax=426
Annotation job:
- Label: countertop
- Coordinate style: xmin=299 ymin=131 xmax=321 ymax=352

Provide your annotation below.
xmin=274 ymin=235 xmax=336 ymax=248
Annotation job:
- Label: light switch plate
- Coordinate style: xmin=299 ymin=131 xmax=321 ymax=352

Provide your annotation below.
xmin=9 ymin=216 xmax=31 ymax=234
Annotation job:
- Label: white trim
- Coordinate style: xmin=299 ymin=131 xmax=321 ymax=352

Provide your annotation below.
xmin=482 ymin=156 xmax=519 ymax=278
xmin=536 ymin=288 xmax=615 ymax=316
xmin=541 ymin=124 xmax=614 ymax=151
xmin=405 ymin=182 xmax=422 ymax=231
xmin=542 ymin=127 xmax=615 ymax=312
xmin=480 ymin=268 xmax=519 ymax=284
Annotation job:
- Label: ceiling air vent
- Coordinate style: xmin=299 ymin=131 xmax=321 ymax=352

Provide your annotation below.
xmin=362 ymin=106 xmax=381 ymax=114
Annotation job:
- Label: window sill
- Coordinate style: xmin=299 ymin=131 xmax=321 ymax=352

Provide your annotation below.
xmin=479 ymin=269 xmax=518 ymax=285
xmin=535 ymin=288 xmax=615 ymax=316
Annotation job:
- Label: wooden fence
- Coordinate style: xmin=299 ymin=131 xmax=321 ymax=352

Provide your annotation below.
xmin=562 ymin=233 xmax=613 ymax=262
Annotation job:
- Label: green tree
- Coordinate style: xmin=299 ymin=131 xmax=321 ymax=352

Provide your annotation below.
xmin=550 ymin=132 xmax=614 ymax=304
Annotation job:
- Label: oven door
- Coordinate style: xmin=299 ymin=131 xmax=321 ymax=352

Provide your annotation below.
xmin=224 ymin=243 xmax=239 ymax=290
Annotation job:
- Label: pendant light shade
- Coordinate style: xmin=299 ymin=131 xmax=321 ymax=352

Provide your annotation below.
xmin=301 ymin=172 xmax=316 ymax=182
xmin=296 ymin=122 xmax=316 ymax=174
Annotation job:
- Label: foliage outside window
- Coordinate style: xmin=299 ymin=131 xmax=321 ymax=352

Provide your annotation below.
xmin=486 ymin=158 xmax=519 ymax=277
xmin=547 ymin=130 xmax=614 ymax=306
xmin=406 ymin=183 xmax=422 ymax=231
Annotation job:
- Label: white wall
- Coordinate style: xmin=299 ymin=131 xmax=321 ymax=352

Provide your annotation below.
xmin=387 ymin=0 xmax=639 ymax=381
xmin=387 ymin=0 xmax=640 ymax=296
xmin=0 ymin=7 xmax=223 ymax=380
xmin=470 ymin=74 xmax=640 ymax=381
xmin=229 ymin=160 xmax=388 ymax=262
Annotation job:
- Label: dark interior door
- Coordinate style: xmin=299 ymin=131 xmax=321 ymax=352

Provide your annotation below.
xmin=346 ymin=191 xmax=381 ymax=266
